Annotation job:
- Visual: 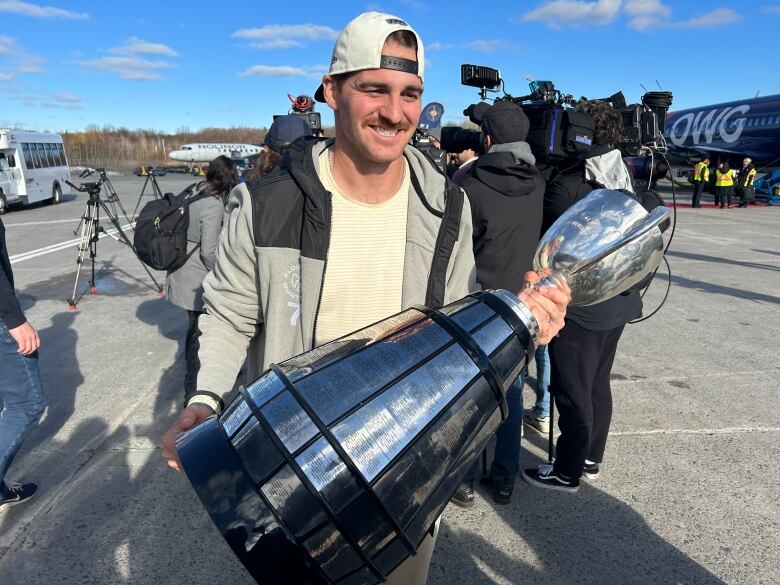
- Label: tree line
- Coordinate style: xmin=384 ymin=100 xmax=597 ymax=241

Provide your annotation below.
xmin=61 ymin=125 xmax=272 ymax=170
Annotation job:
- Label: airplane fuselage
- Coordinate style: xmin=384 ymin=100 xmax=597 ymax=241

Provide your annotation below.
xmin=664 ymin=94 xmax=780 ymax=166
xmin=169 ymin=143 xmax=263 ymax=163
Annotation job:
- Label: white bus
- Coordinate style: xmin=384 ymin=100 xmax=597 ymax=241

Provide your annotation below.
xmin=0 ymin=129 xmax=71 ymax=214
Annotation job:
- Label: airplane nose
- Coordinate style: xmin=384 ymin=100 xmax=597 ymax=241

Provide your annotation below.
xmin=169 ymin=151 xmax=183 ymax=161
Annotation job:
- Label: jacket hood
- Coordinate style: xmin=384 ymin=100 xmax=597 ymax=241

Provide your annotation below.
xmin=470 ymin=141 xmax=540 ymax=198
xmin=282 ymin=136 xmax=451 ymax=214
xmin=584 ymin=147 xmax=635 ymax=193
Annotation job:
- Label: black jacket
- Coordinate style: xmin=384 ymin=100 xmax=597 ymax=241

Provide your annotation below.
xmin=1 ymin=218 xmax=26 ymax=329
xmin=460 ymin=141 xmax=545 ymax=293
xmin=543 ymin=147 xmax=642 ymax=331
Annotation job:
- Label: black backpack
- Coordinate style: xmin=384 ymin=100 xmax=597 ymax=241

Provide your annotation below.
xmin=133 ymin=184 xmax=207 ymax=271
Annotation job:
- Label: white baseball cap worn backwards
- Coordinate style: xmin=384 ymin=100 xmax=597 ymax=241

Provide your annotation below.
xmin=314 ymin=11 xmax=425 ymax=103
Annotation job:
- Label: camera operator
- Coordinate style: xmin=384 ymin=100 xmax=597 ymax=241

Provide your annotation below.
xmin=451 ymin=100 xmax=545 ymax=506
xmin=450 ymin=146 xmax=479 ymax=186
xmin=523 ymin=99 xmax=639 ymax=493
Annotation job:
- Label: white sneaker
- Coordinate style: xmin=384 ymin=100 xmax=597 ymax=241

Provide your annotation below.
xmin=523 ymin=411 xmax=550 ymax=434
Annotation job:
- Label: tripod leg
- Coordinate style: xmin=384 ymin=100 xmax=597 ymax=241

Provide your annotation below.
xmin=68 ymin=201 xmax=94 ymax=310
xmin=130 ymin=174 xmax=150 ymax=223
xmin=89 ymin=204 xmax=100 ymax=293
xmin=99 ymin=199 xmax=164 ymax=295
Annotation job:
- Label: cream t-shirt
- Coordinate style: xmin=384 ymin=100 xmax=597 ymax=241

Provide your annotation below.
xmin=315 ymin=149 xmax=409 ymax=345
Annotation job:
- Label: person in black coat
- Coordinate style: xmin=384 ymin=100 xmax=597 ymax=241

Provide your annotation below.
xmin=523 ymin=99 xmax=641 ymax=493
xmin=452 ymin=100 xmax=545 ymax=506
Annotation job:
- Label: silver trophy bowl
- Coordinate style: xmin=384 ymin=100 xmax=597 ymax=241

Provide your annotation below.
xmin=532 ymin=189 xmax=669 ymax=306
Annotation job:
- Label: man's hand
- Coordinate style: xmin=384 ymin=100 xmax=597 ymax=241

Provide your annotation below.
xmin=162 ymin=405 xmax=214 ymax=472
xmin=9 ymin=322 xmax=40 ymax=355
xmin=518 ymin=270 xmax=571 ymax=345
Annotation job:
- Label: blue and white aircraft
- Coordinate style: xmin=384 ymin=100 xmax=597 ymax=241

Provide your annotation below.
xmin=665 ymin=94 xmax=780 ymax=167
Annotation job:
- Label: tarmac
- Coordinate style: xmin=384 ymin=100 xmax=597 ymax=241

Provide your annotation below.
xmin=0 ymin=175 xmax=777 ymax=585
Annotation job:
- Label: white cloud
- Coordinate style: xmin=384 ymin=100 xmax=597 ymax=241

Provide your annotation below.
xmin=523 ymin=0 xmax=622 ymax=28
xmin=248 ymin=39 xmax=304 ymax=50
xmin=0 ymin=35 xmax=14 ymax=55
xmin=0 ymin=35 xmax=46 ymax=73
xmin=0 ymin=0 xmax=88 ymax=19
xmin=761 ymin=4 xmax=780 ymax=13
xmin=110 ymin=37 xmax=178 ymax=57
xmin=625 ymin=1 xmax=742 ymax=30
xmin=80 ymin=56 xmax=176 ymax=80
xmin=0 ymin=71 xmax=15 ymax=81
xmin=239 ymin=64 xmax=327 ymax=79
xmin=232 ymin=24 xmax=339 ymax=49
xmin=669 ymin=8 xmax=742 ymax=29
xmin=81 ymin=38 xmax=179 ymax=80
xmin=463 ymin=39 xmax=518 ymax=53
xmin=52 ymin=92 xmax=80 ymax=102
xmin=624 ymin=0 xmax=671 ymax=30
xmin=427 ymin=42 xmax=454 ymax=51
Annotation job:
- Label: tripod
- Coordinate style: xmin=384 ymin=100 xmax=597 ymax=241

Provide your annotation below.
xmin=65 ymin=178 xmax=163 ymax=311
xmin=130 ymin=169 xmax=164 ymax=222
xmin=72 ymin=168 xmax=130 ymax=235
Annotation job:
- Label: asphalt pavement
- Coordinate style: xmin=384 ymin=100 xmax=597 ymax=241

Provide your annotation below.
xmin=0 ymin=175 xmax=777 ymax=585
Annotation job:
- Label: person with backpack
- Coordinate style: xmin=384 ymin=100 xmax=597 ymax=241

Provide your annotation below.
xmin=165 ymin=155 xmax=238 ymax=406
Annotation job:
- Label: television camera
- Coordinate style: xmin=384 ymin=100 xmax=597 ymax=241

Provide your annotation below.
xmin=445 ymin=64 xmax=672 ymax=164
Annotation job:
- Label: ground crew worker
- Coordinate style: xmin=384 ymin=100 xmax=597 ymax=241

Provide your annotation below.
xmin=691 ymin=157 xmax=709 ymax=208
xmin=715 ymin=162 xmax=735 ymax=208
xmin=736 ymin=157 xmax=757 ymax=207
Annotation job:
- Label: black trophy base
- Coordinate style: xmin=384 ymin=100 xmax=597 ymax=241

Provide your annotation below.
xmin=178 ymin=417 xmax=326 ymax=585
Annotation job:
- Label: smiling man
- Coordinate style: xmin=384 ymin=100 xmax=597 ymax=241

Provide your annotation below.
xmin=162 ymin=11 xmax=569 ymax=584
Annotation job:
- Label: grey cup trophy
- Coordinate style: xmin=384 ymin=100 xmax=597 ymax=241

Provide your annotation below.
xmin=175 ymin=189 xmax=668 ymax=585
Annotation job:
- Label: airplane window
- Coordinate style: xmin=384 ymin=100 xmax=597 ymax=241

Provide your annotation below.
xmin=761 ymin=117 xmax=767 ymax=126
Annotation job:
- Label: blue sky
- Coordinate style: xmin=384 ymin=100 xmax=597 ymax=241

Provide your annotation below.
xmin=2 ymin=0 xmax=779 ymax=134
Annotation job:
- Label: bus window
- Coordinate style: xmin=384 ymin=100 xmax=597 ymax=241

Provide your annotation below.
xmin=21 ymin=143 xmax=32 ymax=168
xmin=49 ymin=143 xmax=59 ymax=166
xmin=36 ymin=144 xmax=48 ymax=168
xmin=44 ymin=143 xmax=53 ymax=166
xmin=53 ymin=144 xmax=63 ymax=166
xmin=0 ymin=153 xmax=7 ymax=171
xmin=29 ymin=143 xmax=41 ymax=168
xmin=57 ymin=143 xmax=66 ymax=166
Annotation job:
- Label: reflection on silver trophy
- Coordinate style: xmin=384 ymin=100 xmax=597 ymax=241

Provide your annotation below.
xmin=176 ymin=189 xmax=669 ymax=585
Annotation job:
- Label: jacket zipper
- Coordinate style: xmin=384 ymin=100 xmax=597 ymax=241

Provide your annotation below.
xmin=311 ymin=191 xmax=332 ymax=348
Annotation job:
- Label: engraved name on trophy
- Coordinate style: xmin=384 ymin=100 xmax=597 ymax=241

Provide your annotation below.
xmin=176 ymin=189 xmax=669 ymax=585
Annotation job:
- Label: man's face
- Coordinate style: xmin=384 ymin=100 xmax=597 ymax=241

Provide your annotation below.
xmin=743 ymin=158 xmax=750 ymax=166
xmin=324 ymin=41 xmax=423 ymax=167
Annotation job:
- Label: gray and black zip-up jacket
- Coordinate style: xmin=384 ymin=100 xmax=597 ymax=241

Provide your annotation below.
xmin=191 ymin=138 xmax=477 ymax=411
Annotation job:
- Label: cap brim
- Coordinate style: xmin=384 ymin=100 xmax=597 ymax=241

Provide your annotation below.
xmin=314 ymin=84 xmax=325 ymax=103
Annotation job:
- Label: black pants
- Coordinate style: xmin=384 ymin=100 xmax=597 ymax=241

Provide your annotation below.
xmin=548 ymin=321 xmax=625 ymax=480
xmin=715 ymin=186 xmax=733 ymax=207
xmin=184 ymin=309 xmax=203 ymax=405
xmin=692 ymin=181 xmax=705 ymax=207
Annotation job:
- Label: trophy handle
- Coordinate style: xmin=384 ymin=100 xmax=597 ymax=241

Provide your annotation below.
xmin=569 ymin=206 xmax=670 ymax=275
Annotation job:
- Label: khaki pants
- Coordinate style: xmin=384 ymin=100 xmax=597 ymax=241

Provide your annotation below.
xmin=385 ymin=518 xmax=440 ymax=585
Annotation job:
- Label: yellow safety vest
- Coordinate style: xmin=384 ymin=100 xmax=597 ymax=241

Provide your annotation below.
xmin=693 ymin=161 xmax=709 ymax=182
xmin=715 ymin=169 xmax=735 ymax=187
xmin=738 ymin=167 xmax=756 ymax=187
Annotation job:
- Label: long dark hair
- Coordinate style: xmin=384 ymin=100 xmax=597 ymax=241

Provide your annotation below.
xmin=200 ymin=155 xmax=239 ymax=202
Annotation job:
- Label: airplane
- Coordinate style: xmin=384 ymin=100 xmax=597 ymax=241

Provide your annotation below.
xmin=168 ymin=143 xmax=264 ymax=163
xmin=664 ymin=94 xmax=780 ymax=167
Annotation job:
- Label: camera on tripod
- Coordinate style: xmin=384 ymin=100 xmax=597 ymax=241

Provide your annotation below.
xmin=599 ymin=91 xmax=674 ymax=156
